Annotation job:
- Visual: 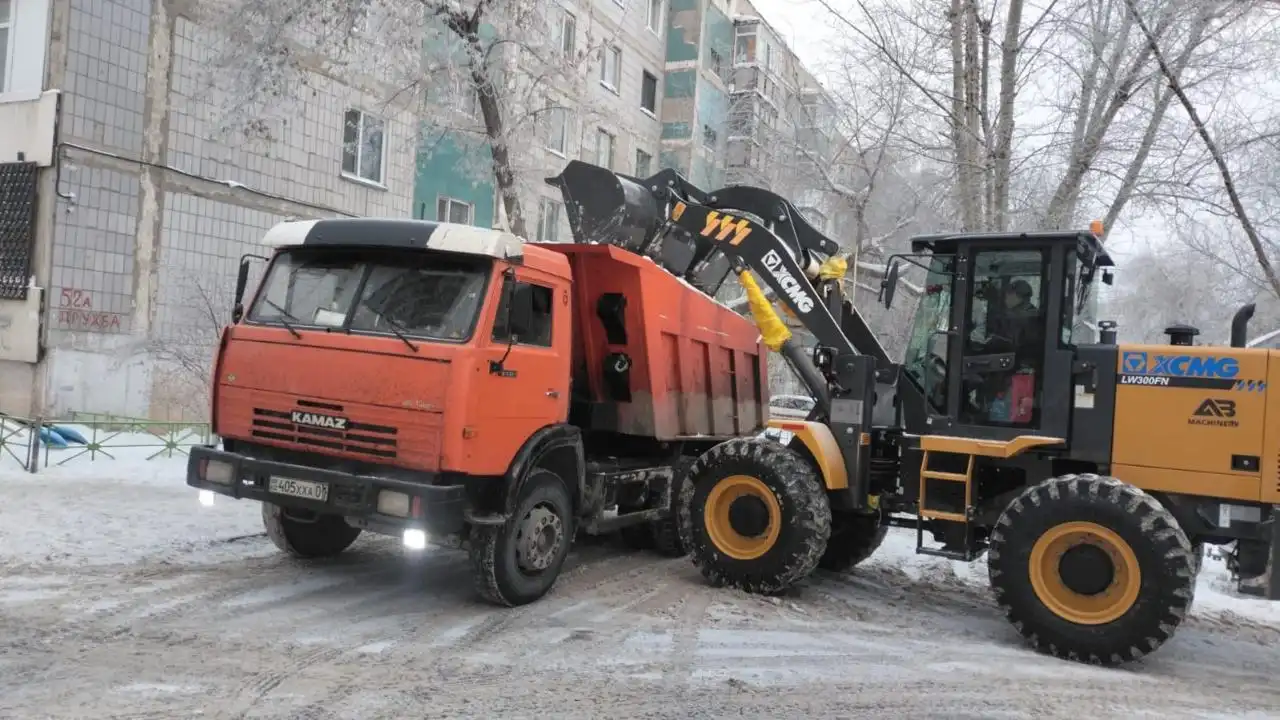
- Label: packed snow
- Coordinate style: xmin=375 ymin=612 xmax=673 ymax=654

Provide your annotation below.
xmin=2 ymin=429 xmax=1279 ymax=717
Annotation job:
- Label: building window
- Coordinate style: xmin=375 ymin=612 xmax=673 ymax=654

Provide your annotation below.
xmin=734 ymin=27 xmax=756 ymax=64
xmin=640 ymin=71 xmax=658 ymax=115
xmin=341 ymin=109 xmax=386 ymax=184
xmin=600 ymin=46 xmax=621 ymax=92
xmin=437 ymin=196 xmax=474 ymax=225
xmin=0 ymin=0 xmax=10 ymax=92
xmin=537 ymin=198 xmax=562 ymax=242
xmin=555 ymin=10 xmax=576 ymax=56
xmin=595 ymin=129 xmax=615 ymax=169
xmin=635 ymin=149 xmax=652 ymax=177
xmin=545 ymin=104 xmax=567 ymax=155
xmin=647 ymin=0 xmax=663 ymax=32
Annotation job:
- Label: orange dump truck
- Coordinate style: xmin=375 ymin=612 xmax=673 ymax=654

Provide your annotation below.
xmin=188 ymin=218 xmax=767 ymax=605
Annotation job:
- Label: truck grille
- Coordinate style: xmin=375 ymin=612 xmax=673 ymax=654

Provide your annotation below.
xmin=250 ymin=399 xmax=398 ymax=459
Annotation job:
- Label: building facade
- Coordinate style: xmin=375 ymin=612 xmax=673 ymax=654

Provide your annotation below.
xmin=0 ymin=0 xmax=855 ymax=420
xmin=0 ymin=0 xmax=416 ymax=419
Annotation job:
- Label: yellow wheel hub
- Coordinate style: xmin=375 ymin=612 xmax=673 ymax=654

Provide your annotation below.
xmin=1029 ymin=521 xmax=1141 ymax=625
xmin=704 ymin=475 xmax=782 ymax=561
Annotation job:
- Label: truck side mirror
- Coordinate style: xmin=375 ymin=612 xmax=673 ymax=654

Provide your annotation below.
xmin=232 ymin=253 xmax=269 ymax=323
xmin=1102 ymin=268 xmax=1114 ymax=286
xmin=881 ymin=259 xmax=901 ymax=309
xmin=508 ymin=283 xmax=537 ymax=340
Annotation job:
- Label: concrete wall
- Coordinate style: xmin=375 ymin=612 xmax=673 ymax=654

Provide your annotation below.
xmin=36 ymin=0 xmax=417 ymax=420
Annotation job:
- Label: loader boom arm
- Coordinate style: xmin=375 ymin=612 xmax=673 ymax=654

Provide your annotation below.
xmin=548 ymin=160 xmax=891 ymax=509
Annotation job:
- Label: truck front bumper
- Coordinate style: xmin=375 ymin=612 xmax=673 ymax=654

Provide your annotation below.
xmin=186 ymin=445 xmax=468 ymax=537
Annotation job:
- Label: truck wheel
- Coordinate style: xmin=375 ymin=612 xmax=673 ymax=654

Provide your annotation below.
xmin=679 ymin=438 xmax=831 ymax=594
xmin=987 ymin=474 xmax=1197 ymax=665
xmin=818 ymin=510 xmax=887 ymax=572
xmin=469 ymin=468 xmax=575 ymax=607
xmin=262 ymin=503 xmax=361 ymax=558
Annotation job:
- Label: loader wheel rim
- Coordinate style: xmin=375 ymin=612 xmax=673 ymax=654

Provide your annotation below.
xmin=704 ymin=475 xmax=782 ymax=561
xmin=1029 ymin=521 xmax=1141 ymax=626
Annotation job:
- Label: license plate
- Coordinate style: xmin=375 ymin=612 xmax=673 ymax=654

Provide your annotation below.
xmin=268 ymin=476 xmax=329 ymax=502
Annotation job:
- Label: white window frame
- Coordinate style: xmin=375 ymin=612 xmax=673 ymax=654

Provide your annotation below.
xmin=545 ymin=104 xmax=568 ymax=156
xmin=537 ymin=198 xmax=562 ymax=242
xmin=600 ymin=46 xmax=621 ymax=93
xmin=595 ymin=128 xmax=615 ymax=169
xmin=647 ymin=0 xmax=663 ymax=33
xmin=640 ymin=70 xmax=658 ymax=116
xmin=555 ymin=9 xmax=576 ymax=57
xmin=341 ymin=108 xmax=388 ymax=186
xmin=0 ymin=0 xmax=13 ymax=93
xmin=436 ymin=195 xmax=474 ymax=225
xmin=635 ymin=149 xmax=652 ymax=177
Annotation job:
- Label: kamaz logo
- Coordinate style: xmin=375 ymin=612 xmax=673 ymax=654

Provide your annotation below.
xmin=1121 ymin=351 xmax=1239 ymax=379
xmin=762 ymin=249 xmax=814 ymax=313
xmin=290 ymin=411 xmax=349 ymax=431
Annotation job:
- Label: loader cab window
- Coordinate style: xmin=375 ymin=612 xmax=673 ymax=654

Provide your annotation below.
xmin=959 ymin=249 xmax=1047 ymax=427
xmin=902 ymin=255 xmax=954 ymax=412
xmin=492 ymin=277 xmax=554 ymax=347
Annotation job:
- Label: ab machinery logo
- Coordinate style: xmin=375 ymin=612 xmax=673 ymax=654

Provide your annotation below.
xmin=1119 ymin=351 xmax=1248 ymax=390
xmin=1190 ymin=398 xmax=1238 ymax=428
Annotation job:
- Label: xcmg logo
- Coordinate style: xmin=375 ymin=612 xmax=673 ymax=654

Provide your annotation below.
xmin=762 ymin=249 xmax=814 ymax=313
xmin=1121 ymin=351 xmax=1239 ymax=379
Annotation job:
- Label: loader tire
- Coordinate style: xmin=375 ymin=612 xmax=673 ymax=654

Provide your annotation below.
xmin=987 ymin=473 xmax=1197 ymax=665
xmin=679 ymin=438 xmax=831 ymax=595
xmin=262 ymin=503 xmax=361 ymax=559
xmin=818 ymin=510 xmax=887 ymax=572
xmin=650 ymin=468 xmax=690 ymax=558
xmin=469 ymin=468 xmax=574 ymax=607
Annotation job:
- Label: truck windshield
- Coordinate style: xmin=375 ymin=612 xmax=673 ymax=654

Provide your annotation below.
xmin=248 ymin=248 xmax=491 ymax=342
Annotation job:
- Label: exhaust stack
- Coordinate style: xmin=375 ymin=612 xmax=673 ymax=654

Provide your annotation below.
xmin=1230 ymin=303 xmax=1256 ymax=348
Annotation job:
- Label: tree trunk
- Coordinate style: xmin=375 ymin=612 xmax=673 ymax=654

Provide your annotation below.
xmin=1124 ymin=0 xmax=1280 ymax=300
xmin=990 ymin=0 xmax=1023 ymax=231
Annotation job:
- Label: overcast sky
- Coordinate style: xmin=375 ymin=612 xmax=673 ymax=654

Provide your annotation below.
xmin=732 ymin=0 xmax=1159 ymax=267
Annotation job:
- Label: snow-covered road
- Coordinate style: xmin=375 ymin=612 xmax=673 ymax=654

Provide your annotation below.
xmin=2 ymin=438 xmax=1280 ymax=718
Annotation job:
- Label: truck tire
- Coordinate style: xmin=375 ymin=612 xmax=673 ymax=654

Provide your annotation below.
xmin=262 ymin=503 xmax=361 ymax=559
xmin=987 ymin=473 xmax=1197 ymax=665
xmin=679 ymin=438 xmax=831 ymax=594
xmin=818 ymin=510 xmax=887 ymax=572
xmin=469 ymin=468 xmax=575 ymax=607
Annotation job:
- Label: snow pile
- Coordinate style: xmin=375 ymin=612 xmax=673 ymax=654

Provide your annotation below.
xmin=0 ymin=433 xmax=267 ymax=568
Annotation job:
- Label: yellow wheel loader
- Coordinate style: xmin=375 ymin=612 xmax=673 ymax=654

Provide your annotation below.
xmin=551 ymin=160 xmax=1280 ymax=666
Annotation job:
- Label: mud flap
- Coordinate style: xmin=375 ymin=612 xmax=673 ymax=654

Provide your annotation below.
xmin=1238 ymin=507 xmax=1280 ymax=600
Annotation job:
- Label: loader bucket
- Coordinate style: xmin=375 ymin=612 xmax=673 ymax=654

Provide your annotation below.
xmin=547 ymin=160 xmax=734 ymax=296
xmin=547 ymin=160 xmax=662 ymax=254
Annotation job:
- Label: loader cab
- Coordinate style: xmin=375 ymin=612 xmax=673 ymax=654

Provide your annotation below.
xmin=893 ymin=230 xmax=1112 ymax=442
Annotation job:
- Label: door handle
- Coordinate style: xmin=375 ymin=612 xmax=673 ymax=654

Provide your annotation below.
xmin=546 ymin=390 xmax=560 ymax=398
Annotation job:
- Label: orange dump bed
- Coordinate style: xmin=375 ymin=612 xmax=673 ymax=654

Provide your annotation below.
xmin=541 ymin=243 xmax=768 ymax=440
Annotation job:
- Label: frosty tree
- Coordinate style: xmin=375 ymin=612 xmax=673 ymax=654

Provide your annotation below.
xmin=200 ymin=0 xmax=632 ymax=237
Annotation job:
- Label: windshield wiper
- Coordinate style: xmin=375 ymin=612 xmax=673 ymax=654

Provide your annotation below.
xmin=362 ymin=300 xmax=420 ymax=353
xmin=261 ymin=298 xmax=302 ymax=339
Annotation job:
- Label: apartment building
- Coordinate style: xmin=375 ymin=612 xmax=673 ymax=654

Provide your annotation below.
xmin=0 ymin=0 xmax=417 ymax=419
xmin=414 ymin=0 xmax=670 ymax=246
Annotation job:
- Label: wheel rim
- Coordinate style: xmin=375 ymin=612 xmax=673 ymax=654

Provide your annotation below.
xmin=1028 ymin=521 xmax=1141 ymax=625
xmin=515 ymin=503 xmax=564 ymax=573
xmin=703 ymin=475 xmax=782 ymax=561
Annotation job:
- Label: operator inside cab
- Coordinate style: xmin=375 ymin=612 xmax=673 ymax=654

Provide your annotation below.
xmin=969 ymin=277 xmax=1043 ymax=426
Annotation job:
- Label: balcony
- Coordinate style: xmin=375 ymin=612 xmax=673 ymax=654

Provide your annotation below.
xmin=0 ymin=90 xmax=59 ymax=167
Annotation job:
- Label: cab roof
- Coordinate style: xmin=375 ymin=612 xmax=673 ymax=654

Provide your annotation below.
xmin=910 ymin=230 xmax=1114 ymax=268
xmin=261 ymin=218 xmax=525 ymax=260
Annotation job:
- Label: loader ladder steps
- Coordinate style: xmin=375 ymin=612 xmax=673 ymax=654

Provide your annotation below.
xmin=917 ymin=450 xmax=977 ymax=561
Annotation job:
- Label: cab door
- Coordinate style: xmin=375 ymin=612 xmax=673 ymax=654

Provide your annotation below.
xmin=465 ymin=267 xmax=571 ymax=475
xmin=941 ymin=243 xmax=1073 ymax=441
